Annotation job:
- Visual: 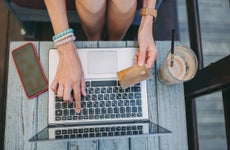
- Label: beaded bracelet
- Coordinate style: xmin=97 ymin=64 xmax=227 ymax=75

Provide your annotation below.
xmin=53 ymin=32 xmax=74 ymax=43
xmin=52 ymin=28 xmax=74 ymax=41
xmin=54 ymin=35 xmax=76 ymax=48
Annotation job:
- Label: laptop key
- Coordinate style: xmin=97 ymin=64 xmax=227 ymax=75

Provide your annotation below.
xmin=95 ymin=88 xmax=100 ymax=94
xmin=138 ymin=107 xmax=142 ymax=112
xmin=116 ymin=114 xmax=121 ymax=118
xmin=92 ymin=95 xmax=97 ymax=101
xmin=95 ymin=128 xmax=99 ymax=132
xmin=62 ymin=130 xmax=67 ymax=134
xmin=62 ymin=117 xmax=67 ymax=120
xmin=62 ymin=103 xmax=67 ymax=109
xmin=130 ymin=100 xmax=135 ymax=106
xmin=91 ymin=80 xmax=117 ymax=87
xmin=55 ymin=130 xmax=61 ymax=135
xmin=107 ymin=87 xmax=112 ymax=93
xmin=137 ymin=113 xmax=142 ymax=117
xmin=86 ymin=81 xmax=90 ymax=87
xmin=108 ymin=132 xmax=113 ymax=136
xmin=70 ymin=109 xmax=75 ymax=115
xmin=55 ymin=117 xmax=61 ymax=121
xmin=136 ymin=99 xmax=142 ymax=106
xmin=135 ymin=93 xmax=141 ymax=99
xmin=67 ymin=116 xmax=72 ymax=120
xmin=102 ymin=133 xmax=107 ymax=137
xmin=118 ymin=100 xmax=123 ymax=106
xmin=89 ymin=133 xmax=95 ymax=137
xmin=73 ymin=129 xmax=78 ymax=133
xmin=87 ymin=102 xmax=92 ymax=108
xmin=132 ymin=107 xmax=137 ymax=113
xmin=95 ymin=108 xmax=100 ymax=114
xmin=55 ymin=110 xmax=62 ymax=116
xmin=77 ymin=134 xmax=82 ymax=138
xmin=68 ymin=103 xmax=74 ymax=108
xmin=95 ymin=115 xmax=99 ymax=119
xmin=68 ymin=129 xmax=73 ymax=134
xmin=63 ymin=109 xmax=69 ymax=116
xmin=70 ymin=134 xmax=75 ymax=138
xmin=55 ymin=103 xmax=61 ymax=109
xmin=101 ymin=88 xmax=106 ymax=93
xmin=104 ymin=94 xmax=109 ymax=100
xmin=83 ymin=134 xmax=89 ymax=138
xmin=55 ymin=135 xmax=63 ymax=139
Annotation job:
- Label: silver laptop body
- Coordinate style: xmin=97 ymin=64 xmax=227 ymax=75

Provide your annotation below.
xmin=29 ymin=48 xmax=170 ymax=142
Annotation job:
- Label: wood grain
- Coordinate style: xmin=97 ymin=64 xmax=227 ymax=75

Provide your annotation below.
xmin=5 ymin=41 xmax=188 ymax=150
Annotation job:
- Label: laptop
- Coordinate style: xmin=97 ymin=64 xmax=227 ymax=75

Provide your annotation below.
xmin=30 ymin=47 xmax=170 ymax=141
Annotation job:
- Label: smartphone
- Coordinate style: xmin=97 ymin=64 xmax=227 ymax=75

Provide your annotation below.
xmin=12 ymin=42 xmax=48 ymax=98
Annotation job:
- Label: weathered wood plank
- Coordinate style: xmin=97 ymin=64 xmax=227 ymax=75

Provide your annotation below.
xmin=130 ymin=43 xmax=160 ymax=149
xmin=36 ymin=42 xmax=68 ymax=150
xmin=98 ymin=41 xmax=126 ymax=48
xmin=155 ymin=41 xmax=188 ymax=149
xmin=5 ymin=42 xmax=39 ymax=150
xmin=70 ymin=41 xmax=99 ymax=150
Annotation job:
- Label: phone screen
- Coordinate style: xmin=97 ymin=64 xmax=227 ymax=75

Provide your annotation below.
xmin=12 ymin=43 xmax=48 ymax=98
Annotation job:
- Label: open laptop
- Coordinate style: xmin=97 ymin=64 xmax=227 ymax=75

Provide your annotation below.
xmin=30 ymin=48 xmax=170 ymax=141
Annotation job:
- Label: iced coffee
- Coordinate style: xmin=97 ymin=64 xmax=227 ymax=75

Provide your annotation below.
xmin=158 ymin=46 xmax=198 ymax=85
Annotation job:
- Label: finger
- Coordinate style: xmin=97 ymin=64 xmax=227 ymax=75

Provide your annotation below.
xmin=51 ymin=79 xmax=59 ymax=93
xmin=57 ymin=85 xmax=64 ymax=98
xmin=146 ymin=47 xmax=158 ymax=69
xmin=138 ymin=45 xmax=147 ymax=66
xmin=63 ymin=85 xmax=73 ymax=103
xmin=81 ymin=77 xmax=86 ymax=96
xmin=134 ymin=51 xmax=138 ymax=64
xmin=73 ymin=84 xmax=81 ymax=114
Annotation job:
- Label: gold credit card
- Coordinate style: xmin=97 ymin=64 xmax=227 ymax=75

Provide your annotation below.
xmin=117 ymin=64 xmax=150 ymax=88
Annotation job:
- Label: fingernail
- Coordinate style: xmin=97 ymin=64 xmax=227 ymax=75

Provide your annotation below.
xmin=138 ymin=61 xmax=144 ymax=66
xmin=76 ymin=109 xmax=81 ymax=114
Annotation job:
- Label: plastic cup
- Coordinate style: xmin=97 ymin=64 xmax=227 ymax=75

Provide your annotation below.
xmin=158 ymin=45 xmax=198 ymax=85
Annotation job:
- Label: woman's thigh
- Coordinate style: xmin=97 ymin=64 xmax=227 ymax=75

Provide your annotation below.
xmin=75 ymin=0 xmax=106 ymax=40
xmin=107 ymin=0 xmax=137 ymax=40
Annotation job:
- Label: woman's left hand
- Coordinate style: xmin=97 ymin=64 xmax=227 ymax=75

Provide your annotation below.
xmin=136 ymin=16 xmax=158 ymax=69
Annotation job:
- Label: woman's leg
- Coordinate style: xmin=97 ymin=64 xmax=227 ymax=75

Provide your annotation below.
xmin=75 ymin=0 xmax=106 ymax=40
xmin=107 ymin=0 xmax=137 ymax=40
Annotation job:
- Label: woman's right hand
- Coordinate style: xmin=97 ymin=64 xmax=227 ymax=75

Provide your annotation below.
xmin=51 ymin=41 xmax=86 ymax=113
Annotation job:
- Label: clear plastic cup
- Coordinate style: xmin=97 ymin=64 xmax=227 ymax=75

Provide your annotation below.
xmin=158 ymin=45 xmax=198 ymax=85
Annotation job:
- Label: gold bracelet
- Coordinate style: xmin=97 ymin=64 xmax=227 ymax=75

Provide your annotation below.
xmin=139 ymin=8 xmax=157 ymax=22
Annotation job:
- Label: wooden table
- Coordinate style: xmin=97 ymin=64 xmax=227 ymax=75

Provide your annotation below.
xmin=5 ymin=41 xmax=188 ymax=150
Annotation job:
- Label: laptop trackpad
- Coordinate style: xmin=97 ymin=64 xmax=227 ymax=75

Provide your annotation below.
xmin=87 ymin=51 xmax=117 ymax=74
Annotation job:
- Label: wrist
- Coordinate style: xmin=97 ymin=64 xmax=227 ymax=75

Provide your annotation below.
xmin=139 ymin=16 xmax=153 ymax=32
xmin=57 ymin=41 xmax=76 ymax=55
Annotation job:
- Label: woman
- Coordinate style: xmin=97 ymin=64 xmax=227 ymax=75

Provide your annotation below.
xmin=44 ymin=0 xmax=158 ymax=113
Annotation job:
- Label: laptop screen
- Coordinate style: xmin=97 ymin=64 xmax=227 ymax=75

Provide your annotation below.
xmin=29 ymin=121 xmax=170 ymax=141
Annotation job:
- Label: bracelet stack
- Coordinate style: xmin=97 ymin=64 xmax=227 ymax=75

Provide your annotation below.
xmin=52 ymin=28 xmax=76 ymax=48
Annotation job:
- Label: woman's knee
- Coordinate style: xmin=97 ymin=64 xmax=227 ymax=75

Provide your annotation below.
xmin=75 ymin=0 xmax=106 ymax=15
xmin=109 ymin=0 xmax=137 ymax=15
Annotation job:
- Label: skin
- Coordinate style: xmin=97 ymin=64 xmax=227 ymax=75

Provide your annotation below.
xmin=44 ymin=0 xmax=157 ymax=113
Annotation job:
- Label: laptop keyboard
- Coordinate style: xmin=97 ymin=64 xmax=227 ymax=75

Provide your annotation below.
xmin=55 ymin=125 xmax=143 ymax=139
xmin=55 ymin=80 xmax=142 ymax=121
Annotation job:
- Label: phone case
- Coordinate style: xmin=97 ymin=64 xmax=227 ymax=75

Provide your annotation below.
xmin=11 ymin=42 xmax=48 ymax=98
